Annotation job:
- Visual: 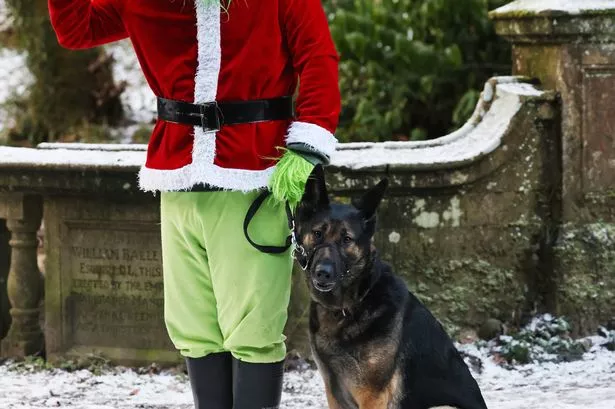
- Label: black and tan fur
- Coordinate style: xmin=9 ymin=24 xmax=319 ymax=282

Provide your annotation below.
xmin=294 ymin=166 xmax=488 ymax=409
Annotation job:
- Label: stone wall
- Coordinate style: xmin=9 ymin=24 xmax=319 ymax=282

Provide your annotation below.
xmin=491 ymin=0 xmax=615 ymax=336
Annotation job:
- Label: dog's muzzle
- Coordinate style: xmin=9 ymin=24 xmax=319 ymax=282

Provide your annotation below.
xmin=313 ymin=261 xmax=336 ymax=292
xmin=296 ymin=243 xmax=348 ymax=293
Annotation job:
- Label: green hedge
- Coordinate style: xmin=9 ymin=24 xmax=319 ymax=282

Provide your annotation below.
xmin=324 ymin=0 xmax=511 ymax=142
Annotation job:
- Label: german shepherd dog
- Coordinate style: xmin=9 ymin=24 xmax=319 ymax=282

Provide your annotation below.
xmin=294 ymin=166 xmax=488 ymax=409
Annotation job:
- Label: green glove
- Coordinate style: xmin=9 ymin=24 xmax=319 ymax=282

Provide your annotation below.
xmin=268 ymin=145 xmax=326 ymax=207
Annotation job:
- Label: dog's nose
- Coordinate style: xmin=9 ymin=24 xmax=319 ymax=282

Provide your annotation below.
xmin=315 ymin=262 xmax=335 ymax=283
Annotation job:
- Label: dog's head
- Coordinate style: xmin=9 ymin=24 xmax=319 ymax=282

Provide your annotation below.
xmin=295 ymin=165 xmax=388 ymax=309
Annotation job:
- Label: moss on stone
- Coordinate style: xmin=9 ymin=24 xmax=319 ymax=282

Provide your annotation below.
xmin=554 ymin=223 xmax=615 ymax=335
xmin=489 ymin=9 xmax=536 ymax=20
xmin=513 ymin=45 xmax=561 ymax=90
xmin=400 ymin=257 xmax=527 ymax=337
xmin=491 ymin=7 xmax=615 ymax=20
xmin=581 ymin=8 xmax=615 ymax=16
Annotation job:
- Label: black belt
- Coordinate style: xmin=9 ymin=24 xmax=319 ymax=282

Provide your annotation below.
xmin=157 ymin=96 xmax=294 ymax=131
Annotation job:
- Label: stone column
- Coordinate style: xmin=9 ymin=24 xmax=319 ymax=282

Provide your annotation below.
xmin=490 ymin=0 xmax=615 ymax=223
xmin=0 ymin=194 xmax=44 ymax=358
xmin=491 ymin=1 xmax=615 ymax=333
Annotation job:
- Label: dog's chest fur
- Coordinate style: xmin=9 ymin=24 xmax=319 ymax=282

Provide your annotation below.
xmin=309 ymin=272 xmax=408 ymax=408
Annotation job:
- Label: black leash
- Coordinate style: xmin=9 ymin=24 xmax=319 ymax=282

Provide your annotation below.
xmin=243 ymin=190 xmax=296 ymax=255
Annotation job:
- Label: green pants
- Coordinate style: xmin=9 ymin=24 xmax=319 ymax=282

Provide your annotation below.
xmin=160 ymin=190 xmax=293 ymax=363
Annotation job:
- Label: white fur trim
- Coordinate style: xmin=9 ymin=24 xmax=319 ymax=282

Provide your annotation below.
xmin=192 ymin=1 xmax=221 ymax=167
xmin=194 ymin=1 xmax=220 ymax=104
xmin=137 ymin=163 xmax=275 ymax=193
xmin=286 ymin=121 xmax=338 ymax=159
xmin=139 ymin=109 xmax=276 ymax=192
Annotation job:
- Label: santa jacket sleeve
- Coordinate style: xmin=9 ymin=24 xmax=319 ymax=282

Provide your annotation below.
xmin=48 ymin=0 xmax=128 ymax=49
xmin=280 ymin=0 xmax=341 ymax=164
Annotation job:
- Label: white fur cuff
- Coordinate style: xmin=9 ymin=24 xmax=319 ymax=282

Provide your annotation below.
xmin=286 ymin=121 xmax=338 ymax=160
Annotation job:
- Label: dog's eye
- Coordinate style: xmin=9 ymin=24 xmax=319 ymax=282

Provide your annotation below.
xmin=343 ymin=236 xmax=353 ymax=244
xmin=313 ymin=230 xmax=322 ymax=239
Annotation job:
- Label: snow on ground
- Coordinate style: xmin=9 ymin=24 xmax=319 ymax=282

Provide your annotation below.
xmin=1 ymin=343 xmax=614 ymax=409
xmin=458 ymin=339 xmax=615 ymax=409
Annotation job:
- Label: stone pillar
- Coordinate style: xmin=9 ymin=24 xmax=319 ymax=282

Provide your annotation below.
xmin=491 ymin=1 xmax=615 ymax=333
xmin=490 ymin=0 xmax=615 ymax=223
xmin=0 ymin=194 xmax=44 ymax=358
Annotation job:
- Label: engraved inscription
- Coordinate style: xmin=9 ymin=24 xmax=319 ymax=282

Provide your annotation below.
xmin=63 ymin=224 xmax=172 ymax=350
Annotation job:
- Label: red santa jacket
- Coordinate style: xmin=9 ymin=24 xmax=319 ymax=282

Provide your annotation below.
xmin=48 ymin=0 xmax=340 ymax=192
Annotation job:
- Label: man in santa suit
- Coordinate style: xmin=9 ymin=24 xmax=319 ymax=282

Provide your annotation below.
xmin=48 ymin=1 xmax=340 ymax=408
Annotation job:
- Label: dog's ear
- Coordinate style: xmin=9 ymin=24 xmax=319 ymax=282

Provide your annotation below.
xmin=297 ymin=164 xmax=329 ymax=221
xmin=355 ymin=178 xmax=388 ymax=223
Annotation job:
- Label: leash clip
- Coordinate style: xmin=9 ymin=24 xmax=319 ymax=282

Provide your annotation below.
xmin=292 ymin=233 xmax=309 ymax=271
xmin=289 ymin=211 xmax=309 ymax=270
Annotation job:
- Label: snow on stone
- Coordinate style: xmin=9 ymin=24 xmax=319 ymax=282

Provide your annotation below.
xmin=0 ymin=145 xmax=145 ymax=170
xmin=497 ymin=82 xmax=545 ymax=97
xmin=331 ymin=82 xmax=539 ymax=170
xmin=1 ymin=344 xmax=615 ymax=409
xmin=37 ymin=142 xmax=146 ymax=152
xmin=493 ymin=0 xmax=615 ymax=16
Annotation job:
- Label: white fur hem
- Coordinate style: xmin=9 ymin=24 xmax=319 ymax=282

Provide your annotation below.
xmin=137 ymin=164 xmax=275 ymax=193
xmin=286 ymin=121 xmax=338 ymax=159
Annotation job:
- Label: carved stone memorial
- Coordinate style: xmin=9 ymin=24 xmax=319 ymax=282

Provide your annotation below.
xmin=44 ymin=196 xmax=180 ymax=366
